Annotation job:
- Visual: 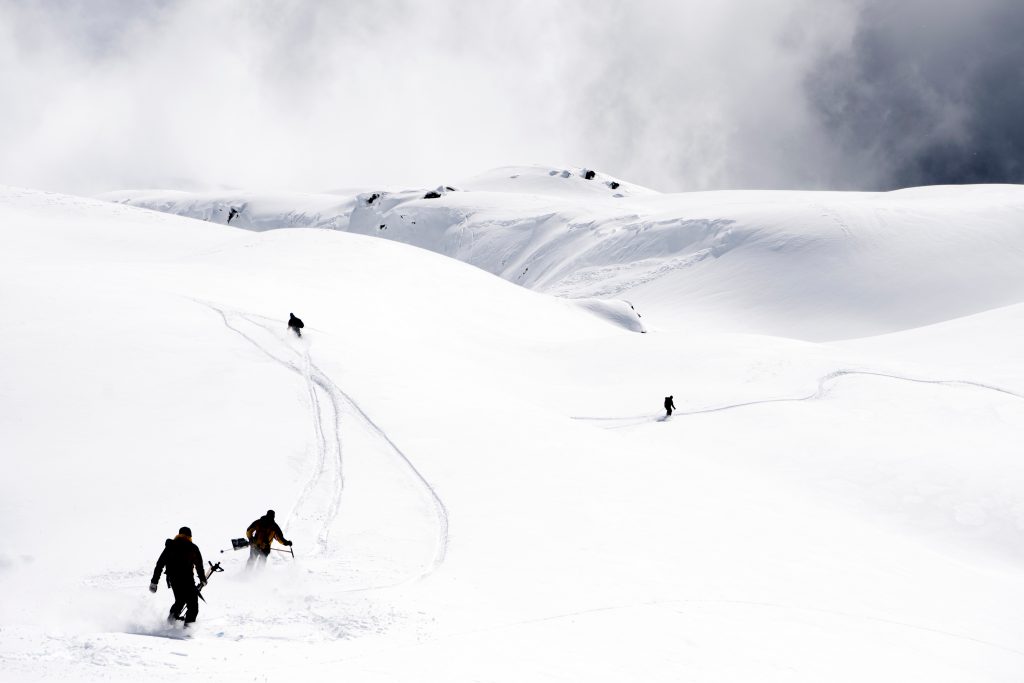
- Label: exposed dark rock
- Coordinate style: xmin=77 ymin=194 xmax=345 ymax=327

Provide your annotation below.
xmin=423 ymin=191 xmax=442 ymax=199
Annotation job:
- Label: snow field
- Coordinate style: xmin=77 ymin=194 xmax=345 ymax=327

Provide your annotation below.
xmin=1 ymin=180 xmax=1023 ymax=681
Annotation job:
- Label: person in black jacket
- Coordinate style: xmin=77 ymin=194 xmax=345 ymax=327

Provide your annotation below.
xmin=664 ymin=395 xmax=676 ymax=417
xmin=246 ymin=510 xmax=292 ymax=569
xmin=150 ymin=526 xmax=206 ymax=626
xmin=288 ymin=313 xmax=304 ymax=337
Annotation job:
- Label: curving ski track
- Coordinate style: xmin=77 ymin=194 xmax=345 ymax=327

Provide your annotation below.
xmin=573 ymin=369 xmax=1024 ymax=427
xmin=203 ymin=301 xmax=448 ymax=581
xmin=207 ymin=304 xmax=344 ymax=551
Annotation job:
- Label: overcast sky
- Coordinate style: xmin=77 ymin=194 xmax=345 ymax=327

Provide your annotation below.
xmin=1 ymin=0 xmax=1021 ymax=194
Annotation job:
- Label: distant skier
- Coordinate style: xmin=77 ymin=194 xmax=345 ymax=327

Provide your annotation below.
xmin=150 ymin=526 xmax=206 ymax=626
xmin=664 ymin=395 xmax=676 ymax=417
xmin=288 ymin=313 xmax=304 ymax=338
xmin=245 ymin=509 xmax=292 ymax=569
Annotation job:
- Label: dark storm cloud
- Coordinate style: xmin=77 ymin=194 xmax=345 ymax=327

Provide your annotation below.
xmin=559 ymin=0 xmax=857 ymax=191
xmin=807 ymin=0 xmax=1024 ymax=189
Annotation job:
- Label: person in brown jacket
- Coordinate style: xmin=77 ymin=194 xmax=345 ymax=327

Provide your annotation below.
xmin=150 ymin=526 xmax=206 ymax=625
xmin=246 ymin=510 xmax=292 ymax=569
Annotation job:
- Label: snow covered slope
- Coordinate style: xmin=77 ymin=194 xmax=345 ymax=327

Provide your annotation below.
xmin=103 ymin=168 xmax=1024 ymax=340
xmin=101 ymin=188 xmax=359 ymax=231
xmin=3 ymin=184 xmax=1024 ymax=681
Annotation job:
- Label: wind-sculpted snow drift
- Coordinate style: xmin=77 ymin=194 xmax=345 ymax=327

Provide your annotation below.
xmin=3 ymin=177 xmax=1024 ymax=681
xmin=104 ymin=165 xmax=1024 ymax=340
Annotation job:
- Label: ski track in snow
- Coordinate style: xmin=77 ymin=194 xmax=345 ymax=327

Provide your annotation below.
xmin=207 ymin=304 xmax=343 ymax=552
xmin=341 ymin=597 xmax=1024 ymax=664
xmin=655 ymin=599 xmax=1024 ymax=659
xmin=203 ymin=301 xmax=448 ymax=583
xmin=572 ymin=369 xmax=1024 ymax=427
xmin=813 ymin=202 xmax=854 ymax=238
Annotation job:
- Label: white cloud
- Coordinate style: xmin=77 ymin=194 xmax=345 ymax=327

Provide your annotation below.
xmin=4 ymin=0 xmax=1017 ymax=194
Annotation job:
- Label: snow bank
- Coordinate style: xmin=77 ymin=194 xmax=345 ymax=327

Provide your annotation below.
xmin=103 ymin=189 xmax=360 ymax=231
xmin=571 ymin=297 xmax=647 ymax=333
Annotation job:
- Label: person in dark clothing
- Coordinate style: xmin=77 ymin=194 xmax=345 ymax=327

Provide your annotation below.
xmin=150 ymin=526 xmax=206 ymax=625
xmin=287 ymin=313 xmax=304 ymax=337
xmin=664 ymin=395 xmax=676 ymax=417
xmin=246 ymin=510 xmax=292 ymax=569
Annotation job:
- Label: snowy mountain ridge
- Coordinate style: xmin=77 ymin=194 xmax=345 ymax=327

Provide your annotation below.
xmin=103 ymin=165 xmax=1024 ymax=340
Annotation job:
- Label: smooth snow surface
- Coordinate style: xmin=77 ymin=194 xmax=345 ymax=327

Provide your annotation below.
xmin=4 ymin=175 xmax=1024 ymax=681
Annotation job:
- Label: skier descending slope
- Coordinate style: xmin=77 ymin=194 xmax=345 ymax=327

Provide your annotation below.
xmin=288 ymin=312 xmax=304 ymax=337
xmin=664 ymin=395 xmax=676 ymax=417
xmin=245 ymin=509 xmax=292 ymax=569
xmin=150 ymin=527 xmax=206 ymax=627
